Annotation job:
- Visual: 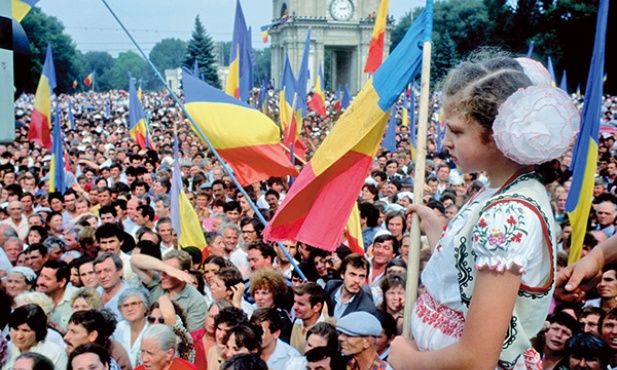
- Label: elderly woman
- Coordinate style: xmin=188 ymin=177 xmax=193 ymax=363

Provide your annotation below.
xmin=114 ymin=288 xmax=149 ymax=368
xmin=1 ymin=304 xmax=67 ymax=370
xmin=145 ymin=295 xmax=194 ymax=363
xmin=5 ymin=267 xmax=36 ymax=306
xmin=135 ymin=325 xmax=196 ymax=370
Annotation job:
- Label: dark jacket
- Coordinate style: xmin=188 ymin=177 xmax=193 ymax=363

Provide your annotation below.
xmin=324 ymin=279 xmax=379 ymax=319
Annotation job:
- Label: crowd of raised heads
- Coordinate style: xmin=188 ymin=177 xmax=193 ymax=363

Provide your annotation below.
xmin=1 ymin=60 xmax=617 ymax=369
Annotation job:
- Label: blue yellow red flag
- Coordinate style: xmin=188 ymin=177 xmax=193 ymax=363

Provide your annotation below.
xmin=260 ymin=24 xmax=270 ymax=43
xmin=182 ymin=68 xmax=298 ymax=186
xmin=84 ymin=71 xmax=94 ymax=87
xmin=364 ymin=0 xmax=390 ymax=74
xmin=225 ymin=0 xmax=255 ymax=101
xmin=296 ymin=30 xmax=311 ymax=117
xmin=263 ymin=6 xmax=429 ymax=251
xmin=28 ymin=42 xmax=56 ymax=150
xmin=128 ymin=72 xmax=147 ymax=148
xmin=565 ymin=0 xmax=608 ymax=264
xmin=49 ymin=104 xmax=66 ymax=194
xmin=307 ymin=63 xmax=326 ymax=117
xmin=171 ymin=132 xmax=207 ymax=250
xmin=344 ymin=203 xmax=365 ymax=255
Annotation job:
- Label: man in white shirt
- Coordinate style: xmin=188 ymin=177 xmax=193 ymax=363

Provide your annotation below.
xmin=251 ymin=308 xmax=300 ymax=370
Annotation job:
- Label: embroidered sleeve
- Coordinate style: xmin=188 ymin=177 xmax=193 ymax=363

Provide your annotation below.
xmin=471 ymin=201 xmax=543 ymax=274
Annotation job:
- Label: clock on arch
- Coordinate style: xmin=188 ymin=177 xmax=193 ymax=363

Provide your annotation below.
xmin=330 ymin=0 xmax=354 ymax=21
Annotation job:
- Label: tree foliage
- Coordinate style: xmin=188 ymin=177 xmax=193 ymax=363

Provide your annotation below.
xmin=145 ymin=38 xmax=187 ymax=89
xmin=98 ymin=51 xmax=146 ymax=91
xmin=20 ymin=7 xmax=83 ymax=93
xmin=184 ymin=15 xmax=221 ymax=89
xmin=390 ymin=0 xmax=615 ymax=93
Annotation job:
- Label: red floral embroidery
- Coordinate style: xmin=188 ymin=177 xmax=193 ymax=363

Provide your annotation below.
xmin=510 ymin=232 xmax=523 ymax=243
xmin=478 ymin=218 xmax=488 ymax=228
xmin=415 ymin=293 xmax=465 ymax=338
xmin=507 ymin=215 xmax=517 ymax=225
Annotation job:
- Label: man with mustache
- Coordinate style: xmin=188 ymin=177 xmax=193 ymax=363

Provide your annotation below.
xmin=35 ymin=259 xmax=76 ymax=332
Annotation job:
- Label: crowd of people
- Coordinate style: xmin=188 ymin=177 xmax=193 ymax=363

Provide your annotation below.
xmin=1 ymin=54 xmax=617 ymax=370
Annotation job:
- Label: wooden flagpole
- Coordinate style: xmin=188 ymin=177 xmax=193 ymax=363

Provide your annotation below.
xmin=402 ymin=0 xmax=433 ymax=339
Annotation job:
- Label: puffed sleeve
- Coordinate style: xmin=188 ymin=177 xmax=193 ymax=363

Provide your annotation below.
xmin=471 ymin=201 xmax=544 ymax=274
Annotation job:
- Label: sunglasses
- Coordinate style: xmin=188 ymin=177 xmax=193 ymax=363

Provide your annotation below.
xmin=146 ymin=315 xmax=165 ymax=324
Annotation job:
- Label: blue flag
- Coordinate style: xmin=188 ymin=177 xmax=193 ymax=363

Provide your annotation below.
xmin=341 ymin=84 xmax=352 ymax=110
xmin=383 ymin=106 xmax=397 ymax=153
xmin=49 ymin=104 xmax=66 ymax=194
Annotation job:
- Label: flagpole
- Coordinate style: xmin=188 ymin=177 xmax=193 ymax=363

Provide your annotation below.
xmin=402 ymin=0 xmax=433 ymax=340
xmin=100 ymin=0 xmax=307 ymax=281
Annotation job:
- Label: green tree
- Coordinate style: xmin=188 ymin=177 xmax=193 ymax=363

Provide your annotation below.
xmin=184 ymin=15 xmax=221 ymax=88
xmin=147 ymin=38 xmax=187 ymax=89
xmin=99 ymin=51 xmax=146 ymax=90
xmin=20 ymin=7 xmax=82 ymax=93
xmin=253 ymin=47 xmax=271 ymax=85
xmin=83 ymin=51 xmax=114 ymax=89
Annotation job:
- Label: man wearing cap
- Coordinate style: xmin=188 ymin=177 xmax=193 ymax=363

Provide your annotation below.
xmin=337 ymin=311 xmax=393 ymax=370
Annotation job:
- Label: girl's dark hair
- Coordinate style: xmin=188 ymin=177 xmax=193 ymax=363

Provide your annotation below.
xmin=9 ymin=304 xmax=48 ymax=342
xmin=204 ymin=255 xmax=227 ymax=269
xmin=68 ymin=344 xmax=111 ymax=370
xmin=224 ymin=323 xmax=263 ymax=355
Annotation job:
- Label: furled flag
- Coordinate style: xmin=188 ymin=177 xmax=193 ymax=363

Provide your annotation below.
xmin=344 ymin=203 xmax=365 ymax=255
xmin=225 ymin=0 xmax=255 ymax=101
xmin=603 ymin=73 xmax=608 ymax=85
xmin=364 ymin=0 xmax=390 ymax=74
xmin=436 ymin=107 xmax=446 ymax=153
xmin=565 ymin=0 xmax=608 ymax=264
xmin=526 ymin=40 xmax=535 ymax=58
xmin=67 ymin=100 xmax=75 ymax=130
xmin=49 ymin=104 xmax=66 ymax=194
xmin=560 ymin=70 xmax=568 ymax=93
xmin=138 ymin=79 xmax=143 ymax=101
xmin=128 ymin=72 xmax=147 ymax=148
xmin=408 ymin=88 xmax=417 ymax=161
xmin=13 ymin=0 xmax=40 ymax=22
xmin=382 ymin=104 xmax=397 ymax=153
xmin=257 ymin=76 xmax=269 ymax=114
xmin=296 ymin=29 xmax=311 ymax=117
xmin=83 ymin=71 xmax=94 ymax=87
xmin=333 ymin=84 xmax=342 ymax=112
xmin=280 ymin=53 xmax=306 ymax=159
xmin=72 ymin=80 xmax=77 ymax=89
xmin=170 ymin=132 xmax=207 ymax=251
xmin=547 ymin=57 xmax=557 ymax=87
xmin=182 ymin=68 xmax=298 ymax=186
xmin=341 ymin=84 xmax=352 ymax=110
xmin=576 ymin=84 xmax=581 ymax=97
xmin=28 ymin=42 xmax=56 ymax=150
xmin=308 ymin=63 xmax=326 ymax=118
xmin=260 ymin=24 xmax=270 ymax=43
xmin=263 ymin=5 xmax=429 ymax=251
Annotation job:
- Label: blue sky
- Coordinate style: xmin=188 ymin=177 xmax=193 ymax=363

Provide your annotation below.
xmin=38 ymin=0 xmax=426 ymax=56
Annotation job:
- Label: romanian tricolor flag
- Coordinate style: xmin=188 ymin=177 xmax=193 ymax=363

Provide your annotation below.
xmin=49 ymin=105 xmax=66 ymax=194
xmin=170 ymin=132 xmax=207 ymax=251
xmin=257 ymin=76 xmax=269 ymax=114
xmin=296 ymin=30 xmax=311 ymax=117
xmin=72 ymin=80 xmax=77 ymax=89
xmin=603 ymin=73 xmax=608 ymax=85
xmin=341 ymin=84 xmax=352 ymax=110
xmin=382 ymin=104 xmax=397 ymax=153
xmin=67 ymin=100 xmax=75 ymax=130
xmin=547 ymin=56 xmax=557 ymax=87
xmin=260 ymin=24 xmax=270 ymax=43
xmin=12 ymin=0 xmax=39 ymax=22
xmin=364 ymin=0 xmax=390 ymax=74
xmin=280 ymin=55 xmax=307 ymax=159
xmin=333 ymin=84 xmax=342 ymax=112
xmin=566 ymin=0 xmax=607 ymax=264
xmin=263 ymin=6 xmax=429 ymax=251
xmin=182 ymin=69 xmax=298 ymax=186
xmin=225 ymin=0 xmax=255 ymax=101
xmin=28 ymin=42 xmax=56 ymax=150
xmin=308 ymin=64 xmax=326 ymax=118
xmin=344 ymin=203 xmax=365 ymax=255
xmin=83 ymin=71 xmax=94 ymax=87
xmin=128 ymin=72 xmax=147 ymax=148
